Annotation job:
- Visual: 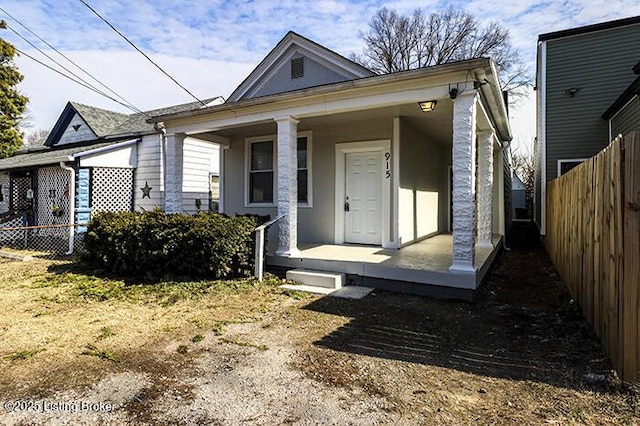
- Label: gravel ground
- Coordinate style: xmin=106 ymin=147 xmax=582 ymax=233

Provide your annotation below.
xmin=1 ymin=222 xmax=638 ymax=425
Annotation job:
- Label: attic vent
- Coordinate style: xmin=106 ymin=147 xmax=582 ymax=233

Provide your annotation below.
xmin=291 ymin=57 xmax=304 ymax=79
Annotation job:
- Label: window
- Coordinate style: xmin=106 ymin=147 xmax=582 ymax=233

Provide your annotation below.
xmin=297 ymin=136 xmax=308 ymax=203
xmin=249 ymin=140 xmax=274 ymax=204
xmin=209 ymin=174 xmax=220 ymax=212
xmin=557 ymin=158 xmax=587 ymax=177
xmin=291 ymin=57 xmax=304 ymax=79
xmin=245 ymin=132 xmax=312 ymax=206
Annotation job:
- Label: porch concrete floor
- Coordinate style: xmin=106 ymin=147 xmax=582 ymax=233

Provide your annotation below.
xmin=268 ymin=234 xmax=501 ymax=291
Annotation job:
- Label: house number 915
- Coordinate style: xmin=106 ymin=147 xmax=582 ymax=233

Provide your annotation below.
xmin=385 ymin=152 xmax=391 ymax=178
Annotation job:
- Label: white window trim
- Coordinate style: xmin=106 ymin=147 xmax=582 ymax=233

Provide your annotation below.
xmin=245 ymin=135 xmax=276 ymax=207
xmin=557 ymin=158 xmax=587 ymax=178
xmin=244 ymin=131 xmax=313 ymax=208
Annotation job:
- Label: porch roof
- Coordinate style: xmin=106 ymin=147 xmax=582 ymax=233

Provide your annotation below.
xmin=149 ymin=58 xmax=512 ymax=142
xmin=0 ymin=139 xmax=136 ymax=171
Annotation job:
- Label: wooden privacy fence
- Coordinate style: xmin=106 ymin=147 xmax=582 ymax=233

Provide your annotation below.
xmin=546 ymin=131 xmax=640 ymax=384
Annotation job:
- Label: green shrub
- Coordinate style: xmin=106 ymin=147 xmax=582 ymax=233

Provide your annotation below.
xmin=83 ymin=210 xmax=269 ymax=281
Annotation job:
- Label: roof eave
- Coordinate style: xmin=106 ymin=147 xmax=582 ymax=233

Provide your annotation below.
xmin=602 ymin=76 xmax=640 ymax=120
xmin=475 ymin=60 xmax=513 ymax=142
xmin=149 ymin=58 xmax=493 ymax=124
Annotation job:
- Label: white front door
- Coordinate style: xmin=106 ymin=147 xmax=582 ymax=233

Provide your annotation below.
xmin=344 ymin=151 xmax=382 ymax=245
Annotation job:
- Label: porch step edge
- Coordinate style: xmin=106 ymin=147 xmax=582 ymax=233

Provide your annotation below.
xmin=279 ymin=284 xmax=335 ymax=295
xmin=285 ymin=269 xmax=345 ymax=289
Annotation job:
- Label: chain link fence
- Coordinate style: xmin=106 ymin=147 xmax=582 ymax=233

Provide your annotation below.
xmin=0 ymin=221 xmax=84 ymax=257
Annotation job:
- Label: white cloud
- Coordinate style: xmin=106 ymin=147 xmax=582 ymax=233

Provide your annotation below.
xmin=15 ymin=50 xmax=253 ymax=129
xmin=2 ymin=0 xmax=639 ymax=144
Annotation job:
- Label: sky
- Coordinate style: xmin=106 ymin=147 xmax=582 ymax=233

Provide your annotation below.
xmin=2 ymin=0 xmax=640 ymax=154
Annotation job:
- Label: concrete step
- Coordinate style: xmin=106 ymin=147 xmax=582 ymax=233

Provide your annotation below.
xmin=285 ymin=269 xmax=344 ymax=290
xmin=279 ymin=284 xmax=335 ymax=295
xmin=278 ymin=284 xmax=375 ymax=300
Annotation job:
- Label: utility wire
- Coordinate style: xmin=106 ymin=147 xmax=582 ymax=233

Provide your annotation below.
xmin=6 ymin=22 xmax=148 ymax=116
xmin=78 ymin=0 xmax=206 ymax=106
xmin=0 ymin=6 xmax=146 ymax=116
xmin=15 ymin=47 xmax=148 ymax=112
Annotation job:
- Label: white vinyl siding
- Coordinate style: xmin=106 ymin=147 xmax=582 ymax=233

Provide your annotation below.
xmin=134 ymin=134 xmax=164 ymax=211
xmin=182 ymin=138 xmax=220 ymax=214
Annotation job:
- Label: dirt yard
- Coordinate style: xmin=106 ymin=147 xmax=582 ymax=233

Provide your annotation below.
xmin=0 ymin=224 xmax=638 ymax=425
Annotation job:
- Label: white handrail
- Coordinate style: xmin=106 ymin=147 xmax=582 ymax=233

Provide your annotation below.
xmin=254 ymin=214 xmax=285 ymax=281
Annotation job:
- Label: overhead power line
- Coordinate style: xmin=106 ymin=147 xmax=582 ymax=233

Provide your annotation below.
xmin=0 ymin=6 xmax=146 ymax=116
xmin=78 ymin=0 xmax=206 ymax=106
xmin=4 ymin=22 xmax=147 ymax=116
xmin=15 ymin=47 xmax=149 ymax=113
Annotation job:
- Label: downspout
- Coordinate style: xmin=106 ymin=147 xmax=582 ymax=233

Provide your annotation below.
xmin=500 ymin=142 xmax=511 ymax=252
xmin=59 ymin=161 xmax=75 ymax=255
xmin=154 ymin=122 xmax=167 ymax=210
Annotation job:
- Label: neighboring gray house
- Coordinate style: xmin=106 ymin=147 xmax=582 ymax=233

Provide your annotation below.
xmin=534 ymin=16 xmax=640 ymax=235
xmin=0 ymin=99 xmax=221 ymax=251
xmin=149 ymin=32 xmax=513 ymax=298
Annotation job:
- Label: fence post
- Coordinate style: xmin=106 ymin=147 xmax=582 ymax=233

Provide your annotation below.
xmin=254 ymin=228 xmax=265 ymax=281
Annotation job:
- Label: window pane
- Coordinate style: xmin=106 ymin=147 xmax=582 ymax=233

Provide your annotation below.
xmin=298 ymin=170 xmax=307 ymax=203
xmin=250 ymin=171 xmax=273 ymax=203
xmin=560 ymin=161 xmax=583 ymax=176
xmin=251 ymin=141 xmax=273 ymax=171
xmin=210 ymin=175 xmax=220 ymax=201
xmin=297 ymin=137 xmax=307 ymax=169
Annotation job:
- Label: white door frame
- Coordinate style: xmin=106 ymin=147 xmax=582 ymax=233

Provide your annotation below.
xmin=335 ymin=140 xmax=392 ymax=248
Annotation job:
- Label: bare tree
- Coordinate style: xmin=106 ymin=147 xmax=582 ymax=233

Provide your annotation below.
xmin=25 ymin=128 xmax=50 ymax=149
xmin=354 ymin=7 xmax=532 ymax=100
xmin=510 ymin=144 xmax=535 ymax=209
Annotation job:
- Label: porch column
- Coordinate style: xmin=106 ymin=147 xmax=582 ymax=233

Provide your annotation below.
xmin=449 ymin=90 xmax=478 ymax=274
xmin=476 ymin=130 xmax=495 ymax=248
xmin=165 ymin=132 xmax=185 ymax=214
xmin=275 ymin=116 xmax=300 ymax=257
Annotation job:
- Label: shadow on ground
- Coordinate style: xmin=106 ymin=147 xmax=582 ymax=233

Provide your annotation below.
xmin=303 ymin=221 xmax=615 ymax=392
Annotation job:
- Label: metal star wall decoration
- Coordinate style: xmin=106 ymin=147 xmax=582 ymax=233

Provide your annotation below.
xmin=141 ymin=181 xmax=153 ymax=199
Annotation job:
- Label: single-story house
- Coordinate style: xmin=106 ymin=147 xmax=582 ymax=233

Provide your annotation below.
xmin=0 ymin=99 xmax=222 ymax=252
xmin=148 ymin=32 xmax=513 ymax=299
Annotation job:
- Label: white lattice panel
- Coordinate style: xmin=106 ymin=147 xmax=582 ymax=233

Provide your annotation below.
xmin=91 ymin=168 xmax=133 ymax=213
xmin=37 ymin=167 xmax=71 ymax=237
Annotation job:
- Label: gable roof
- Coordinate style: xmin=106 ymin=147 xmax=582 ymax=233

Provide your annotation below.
xmin=539 ymin=15 xmax=640 ymax=42
xmin=45 ymin=97 xmax=224 ymax=146
xmin=227 ymin=31 xmax=374 ymax=102
xmin=151 ymin=57 xmax=512 ymax=142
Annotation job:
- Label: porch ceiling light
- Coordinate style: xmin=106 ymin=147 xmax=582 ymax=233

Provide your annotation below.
xmin=418 ymin=100 xmax=437 ymax=112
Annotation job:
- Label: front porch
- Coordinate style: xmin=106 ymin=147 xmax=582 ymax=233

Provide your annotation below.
xmin=268 ymin=234 xmax=502 ymax=299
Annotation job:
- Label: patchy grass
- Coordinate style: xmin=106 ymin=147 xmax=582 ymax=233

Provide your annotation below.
xmin=221 ymin=337 xmax=268 ymax=351
xmin=0 ymin=247 xmax=637 ymax=425
xmin=81 ymin=344 xmax=118 ymax=362
xmin=0 ymin=257 xmax=286 ymax=398
xmin=5 ymin=348 xmax=44 ymax=361
xmin=191 ymin=334 xmax=204 ymax=343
